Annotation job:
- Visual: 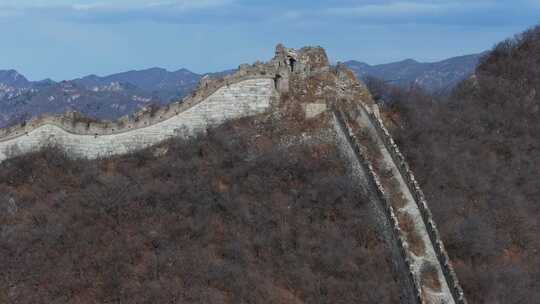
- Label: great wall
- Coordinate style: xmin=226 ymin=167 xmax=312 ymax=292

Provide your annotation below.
xmin=0 ymin=44 xmax=467 ymax=303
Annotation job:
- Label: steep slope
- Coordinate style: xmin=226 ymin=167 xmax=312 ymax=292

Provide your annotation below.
xmin=345 ymin=53 xmax=484 ymax=93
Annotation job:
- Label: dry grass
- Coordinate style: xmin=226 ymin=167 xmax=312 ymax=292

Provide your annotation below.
xmin=385 ymin=25 xmax=540 ymax=303
xmin=398 ymin=212 xmax=426 ymax=256
xmin=420 ymin=263 xmax=442 ymax=292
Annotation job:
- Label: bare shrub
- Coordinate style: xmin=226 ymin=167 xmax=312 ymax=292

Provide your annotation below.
xmin=0 ymin=114 xmax=401 ymax=304
xmin=379 ymin=24 xmax=540 ymax=303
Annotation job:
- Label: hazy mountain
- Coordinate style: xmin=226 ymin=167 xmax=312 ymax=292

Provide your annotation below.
xmin=0 ymin=80 xmax=163 ymax=127
xmin=73 ymin=67 xmax=202 ymax=102
xmin=0 ymin=70 xmax=31 ymax=88
xmin=0 ymin=52 xmax=481 ymax=127
xmin=345 ymin=53 xmax=486 ymax=93
xmin=0 ymin=70 xmax=35 ymax=107
xmin=0 ymin=67 xmax=212 ymax=127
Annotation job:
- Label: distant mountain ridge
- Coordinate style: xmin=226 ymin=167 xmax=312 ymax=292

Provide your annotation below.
xmin=0 ymin=70 xmax=31 ymax=88
xmin=0 ymin=52 xmax=482 ymax=127
xmin=345 ymin=53 xmax=486 ymax=93
xmin=0 ymin=67 xmax=236 ymax=128
xmin=73 ymin=67 xmax=202 ymax=102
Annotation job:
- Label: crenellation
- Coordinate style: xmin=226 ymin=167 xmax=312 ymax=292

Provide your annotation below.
xmin=332 ymin=105 xmax=467 ymax=303
xmin=333 ymin=110 xmax=423 ymax=303
xmin=368 ymin=105 xmax=467 ymax=304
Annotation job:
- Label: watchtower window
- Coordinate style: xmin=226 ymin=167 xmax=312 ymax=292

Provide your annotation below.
xmin=289 ymin=58 xmax=296 ymax=72
xmin=274 ymin=74 xmax=282 ymax=90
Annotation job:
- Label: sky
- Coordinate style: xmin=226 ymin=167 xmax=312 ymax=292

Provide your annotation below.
xmin=0 ymin=0 xmax=538 ymax=81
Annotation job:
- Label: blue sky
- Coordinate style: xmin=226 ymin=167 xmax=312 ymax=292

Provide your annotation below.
xmin=1 ymin=0 xmax=538 ymax=80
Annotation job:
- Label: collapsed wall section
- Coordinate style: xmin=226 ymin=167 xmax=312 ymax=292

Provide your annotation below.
xmin=0 ymin=78 xmax=275 ymax=162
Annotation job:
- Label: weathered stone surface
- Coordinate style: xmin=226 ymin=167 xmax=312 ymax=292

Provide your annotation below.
xmin=303 ymin=103 xmax=327 ymax=119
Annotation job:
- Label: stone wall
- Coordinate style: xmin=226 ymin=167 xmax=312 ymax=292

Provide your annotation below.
xmin=369 ymin=106 xmax=467 ymax=304
xmin=0 ymin=73 xmax=276 ymax=142
xmin=0 ymin=78 xmax=275 ymax=162
xmin=332 ymin=111 xmax=421 ymax=303
xmin=332 ymin=110 xmax=425 ymax=303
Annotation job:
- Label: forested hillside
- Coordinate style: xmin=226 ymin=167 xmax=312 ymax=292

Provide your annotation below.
xmin=0 ymin=111 xmax=401 ymax=304
xmin=345 ymin=53 xmax=483 ymax=93
xmin=378 ymin=25 xmax=540 ymax=303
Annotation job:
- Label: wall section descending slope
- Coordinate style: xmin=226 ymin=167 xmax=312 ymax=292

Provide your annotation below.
xmin=0 ymin=78 xmax=275 ymax=162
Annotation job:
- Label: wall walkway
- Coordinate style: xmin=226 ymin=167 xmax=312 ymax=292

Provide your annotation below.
xmin=332 ymin=103 xmax=466 ymax=304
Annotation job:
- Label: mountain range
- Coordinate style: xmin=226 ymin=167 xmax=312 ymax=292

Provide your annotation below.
xmin=0 ymin=68 xmax=229 ymax=127
xmin=344 ymin=52 xmax=485 ymax=93
xmin=0 ymin=53 xmax=483 ymax=127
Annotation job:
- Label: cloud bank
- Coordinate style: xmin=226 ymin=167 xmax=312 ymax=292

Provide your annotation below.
xmin=1 ymin=0 xmax=537 ymax=27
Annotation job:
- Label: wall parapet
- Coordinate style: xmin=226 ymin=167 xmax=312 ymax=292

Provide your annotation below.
xmin=0 ymin=78 xmax=276 ymax=162
xmin=368 ymin=106 xmax=468 ymax=304
xmin=0 ymin=44 xmax=337 ymax=163
xmin=0 ymin=65 xmax=278 ymax=143
xmin=0 ymin=43 xmax=331 ymax=143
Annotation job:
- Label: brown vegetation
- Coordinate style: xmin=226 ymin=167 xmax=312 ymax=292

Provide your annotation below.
xmin=420 ymin=263 xmax=442 ymax=292
xmin=0 ymin=114 xmax=401 ymax=303
xmin=374 ymin=25 xmax=540 ymax=303
xmin=397 ymin=212 xmax=426 ymax=257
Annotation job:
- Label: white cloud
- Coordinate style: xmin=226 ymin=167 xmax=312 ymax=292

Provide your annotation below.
xmin=525 ymin=0 xmax=540 ymax=9
xmin=325 ymin=1 xmax=494 ymax=17
xmin=0 ymin=7 xmax=20 ymax=18
xmin=0 ymin=0 xmax=236 ymax=24
xmin=72 ymin=2 xmax=108 ymax=11
xmin=1 ymin=0 xmax=233 ymax=11
xmin=328 ymin=2 xmax=445 ymax=16
xmin=282 ymin=10 xmax=303 ymax=20
xmin=145 ymin=0 xmax=233 ymax=9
